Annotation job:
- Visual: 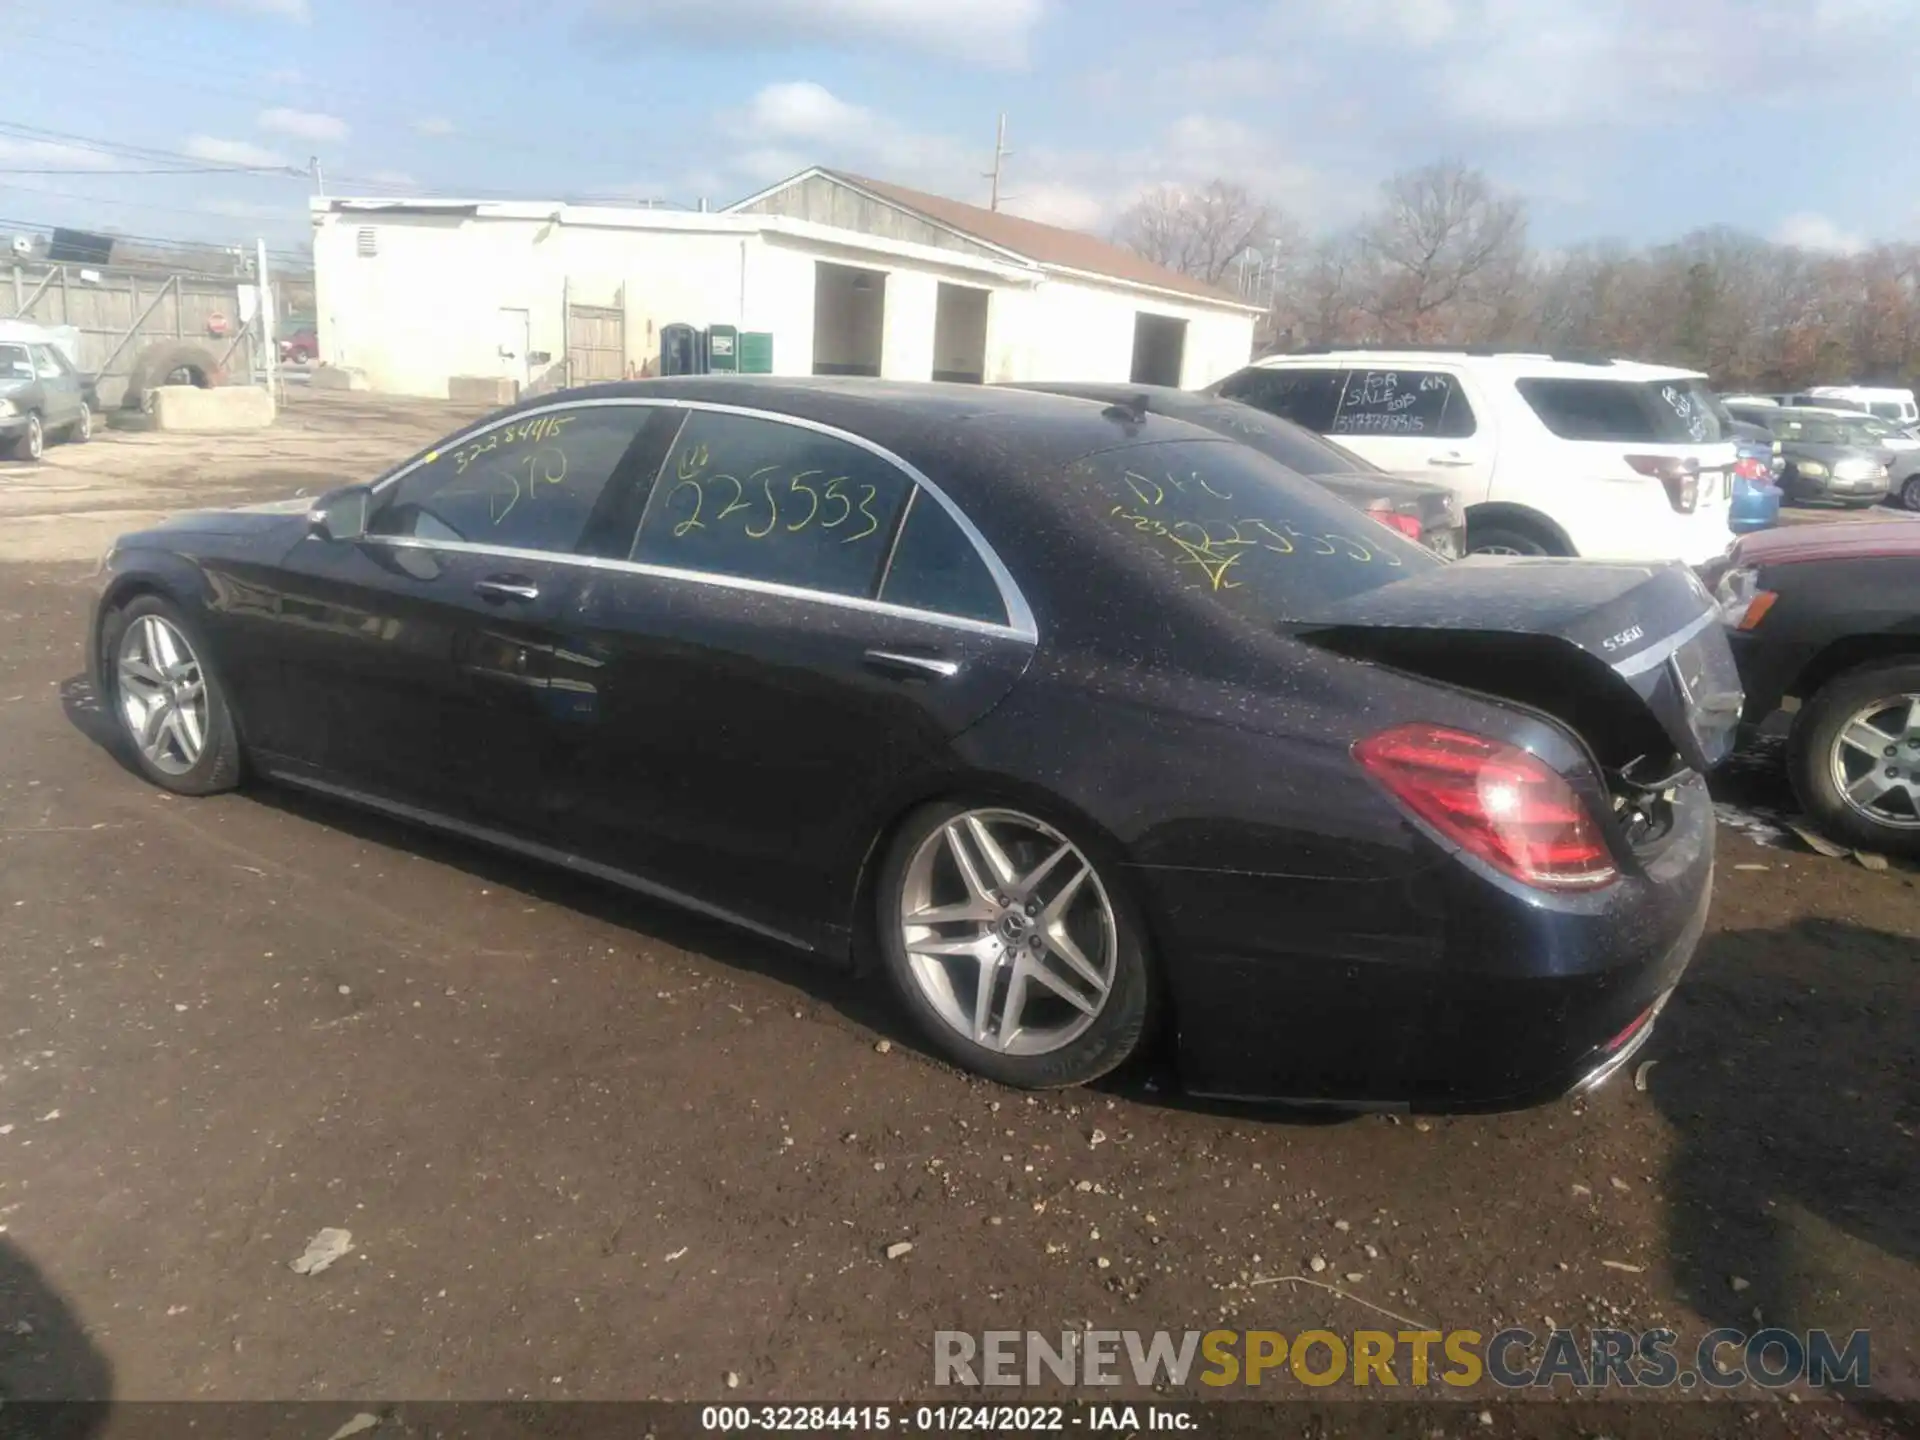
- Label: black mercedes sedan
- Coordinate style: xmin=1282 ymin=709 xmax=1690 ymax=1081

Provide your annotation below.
xmin=1000 ymin=381 xmax=1466 ymax=557
xmin=87 ymin=379 xmax=1739 ymax=1110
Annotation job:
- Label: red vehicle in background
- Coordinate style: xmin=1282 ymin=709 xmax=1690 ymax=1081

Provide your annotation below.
xmin=279 ymin=328 xmax=317 ymax=364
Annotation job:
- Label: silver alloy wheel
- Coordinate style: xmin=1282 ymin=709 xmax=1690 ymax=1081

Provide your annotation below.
xmin=1472 ymin=543 xmax=1523 ymax=556
xmin=24 ymin=413 xmax=43 ymax=461
xmin=1829 ymin=692 xmax=1920 ymax=831
xmin=899 ymin=808 xmax=1118 ymax=1056
xmin=76 ymin=403 xmax=92 ymax=441
xmin=116 ymin=614 xmax=210 ymax=777
xmin=1903 ymin=475 xmax=1920 ymax=512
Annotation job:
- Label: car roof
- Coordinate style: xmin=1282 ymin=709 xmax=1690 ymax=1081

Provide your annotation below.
xmin=500 ymin=376 xmax=1219 ymax=474
xmin=1247 ymin=350 xmax=1709 ymax=383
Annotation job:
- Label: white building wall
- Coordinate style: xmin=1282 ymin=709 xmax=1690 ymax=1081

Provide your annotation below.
xmin=313 ymin=207 xmax=1257 ymax=399
xmin=1019 ymin=274 xmax=1256 ymax=389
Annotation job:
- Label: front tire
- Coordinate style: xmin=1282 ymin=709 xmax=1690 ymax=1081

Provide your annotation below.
xmin=1467 ymin=524 xmax=1553 ymax=557
xmin=874 ymin=802 xmax=1154 ymax=1088
xmin=1786 ymin=660 xmax=1920 ymax=858
xmin=100 ymin=595 xmax=243 ymax=796
xmin=1899 ymin=475 xmax=1920 ymax=512
xmin=9 ymin=412 xmax=45 ymax=462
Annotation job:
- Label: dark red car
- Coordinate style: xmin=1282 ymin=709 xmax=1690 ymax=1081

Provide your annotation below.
xmin=279 ymin=328 xmax=317 ymax=364
xmin=1705 ymin=520 xmax=1920 ymax=855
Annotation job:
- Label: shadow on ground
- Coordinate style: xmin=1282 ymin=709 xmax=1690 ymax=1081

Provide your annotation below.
xmin=1655 ymin=916 xmax=1919 ymax=1396
xmin=0 ymin=1238 xmax=111 ymax=1437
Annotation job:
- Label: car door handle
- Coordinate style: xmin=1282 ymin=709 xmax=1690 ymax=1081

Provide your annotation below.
xmin=863 ymin=648 xmax=960 ymax=680
xmin=1427 ymin=453 xmax=1474 ymax=466
xmin=474 ymin=575 xmax=540 ymax=603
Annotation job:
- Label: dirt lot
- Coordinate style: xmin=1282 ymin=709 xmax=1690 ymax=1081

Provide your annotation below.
xmin=0 ymin=394 xmax=1915 ymax=1428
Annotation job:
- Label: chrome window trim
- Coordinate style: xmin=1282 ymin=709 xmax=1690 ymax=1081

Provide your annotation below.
xmin=362 ymin=534 xmax=1031 ymax=643
xmin=367 ymin=394 xmax=1037 ymax=642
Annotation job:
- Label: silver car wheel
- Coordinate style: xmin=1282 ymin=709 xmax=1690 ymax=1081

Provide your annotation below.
xmin=1902 ymin=475 xmax=1920 ymax=512
xmin=898 ymin=808 xmax=1117 ymax=1056
xmin=117 ymin=614 xmax=209 ymax=777
xmin=1829 ymin=693 xmax=1920 ymax=831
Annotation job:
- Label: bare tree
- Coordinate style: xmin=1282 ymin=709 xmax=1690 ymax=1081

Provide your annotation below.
xmin=1114 ymin=180 xmax=1275 ymax=288
xmin=1356 ymin=161 xmax=1529 ymax=343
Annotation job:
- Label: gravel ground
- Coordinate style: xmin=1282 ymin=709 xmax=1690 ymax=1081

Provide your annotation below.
xmin=0 ymin=394 xmax=1914 ymax=1434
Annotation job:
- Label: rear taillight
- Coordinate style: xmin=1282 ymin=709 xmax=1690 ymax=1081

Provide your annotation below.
xmin=1733 ymin=456 xmax=1770 ymax=482
xmin=1353 ymin=724 xmax=1618 ymax=890
xmin=1626 ymin=454 xmax=1700 ymax=513
xmin=1365 ymin=499 xmax=1423 ymax=541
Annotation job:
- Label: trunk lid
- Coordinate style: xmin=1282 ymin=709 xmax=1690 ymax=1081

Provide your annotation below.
xmin=1296 ymin=555 xmax=1744 ymax=775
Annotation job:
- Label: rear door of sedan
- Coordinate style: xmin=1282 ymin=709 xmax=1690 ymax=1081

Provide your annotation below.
xmin=549 ymin=404 xmax=1036 ymax=950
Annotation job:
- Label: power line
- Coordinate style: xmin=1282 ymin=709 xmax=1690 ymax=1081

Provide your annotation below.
xmin=0 ymin=166 xmax=292 ymax=176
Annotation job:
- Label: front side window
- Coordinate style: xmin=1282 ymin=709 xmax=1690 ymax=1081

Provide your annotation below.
xmin=1214 ymin=368 xmax=1345 ymax=432
xmin=631 ymin=410 xmax=912 ymax=598
xmin=369 ymin=403 xmax=658 ymax=554
xmin=1330 ymin=369 xmax=1476 ymax=439
xmin=0 ymin=345 xmax=33 ymax=382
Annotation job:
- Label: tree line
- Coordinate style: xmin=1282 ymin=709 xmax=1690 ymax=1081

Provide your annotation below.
xmin=1113 ymin=163 xmax=1920 ymax=392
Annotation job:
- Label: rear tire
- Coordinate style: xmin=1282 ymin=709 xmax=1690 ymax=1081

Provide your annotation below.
xmin=70 ymin=402 xmax=93 ymax=444
xmin=1467 ymin=524 xmax=1554 ymax=557
xmin=1900 ymin=475 xmax=1920 ymax=512
xmin=874 ymin=801 xmax=1155 ymax=1089
xmin=99 ymin=594 xmax=243 ymax=797
xmin=1786 ymin=659 xmax=1920 ymax=859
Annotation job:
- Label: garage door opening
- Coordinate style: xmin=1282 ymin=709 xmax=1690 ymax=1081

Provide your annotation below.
xmin=813 ymin=262 xmax=886 ymax=377
xmin=1130 ymin=313 xmax=1187 ymax=388
xmin=932 ymin=283 xmax=990 ymax=384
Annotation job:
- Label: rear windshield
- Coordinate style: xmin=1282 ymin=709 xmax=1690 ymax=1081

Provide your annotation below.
xmin=1176 ymin=399 xmax=1381 ymax=475
xmin=1516 ymin=377 xmax=1728 ymax=443
xmin=1869 ymin=401 xmax=1907 ymax=421
xmin=1774 ymin=416 xmax=1856 ymax=445
xmin=1064 ymin=439 xmax=1439 ymax=622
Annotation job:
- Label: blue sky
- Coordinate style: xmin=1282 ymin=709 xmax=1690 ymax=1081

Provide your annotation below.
xmin=2 ymin=0 xmax=1916 ymax=259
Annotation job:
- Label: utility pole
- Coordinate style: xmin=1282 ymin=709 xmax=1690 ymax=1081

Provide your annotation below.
xmin=310 ymin=155 xmax=325 ymax=198
xmin=984 ymin=113 xmax=1011 ymax=212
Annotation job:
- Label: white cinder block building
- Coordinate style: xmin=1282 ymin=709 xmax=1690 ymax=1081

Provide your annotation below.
xmin=309 ymin=167 xmax=1261 ymax=400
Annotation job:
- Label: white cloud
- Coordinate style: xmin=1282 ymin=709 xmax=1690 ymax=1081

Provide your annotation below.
xmin=205 ymin=0 xmax=309 ymax=19
xmin=257 ymin=107 xmax=349 ymax=143
xmin=198 ymin=198 xmax=299 ymax=220
xmin=0 ymin=138 xmax=122 ymax=170
xmin=1772 ymin=212 xmax=1865 ymax=255
xmin=718 ymin=81 xmax=969 ymax=193
xmin=184 ymin=136 xmax=290 ymax=168
xmin=1002 ymin=183 xmax=1106 ymax=231
xmin=367 ymin=169 xmax=416 ymax=188
xmin=741 ymin=82 xmax=869 ymax=142
xmin=1319 ymin=0 xmax=1458 ymax=46
xmin=412 ymin=117 xmax=456 ymax=137
xmin=263 ymin=66 xmax=305 ymax=85
xmin=587 ymin=0 xmax=1043 ymax=67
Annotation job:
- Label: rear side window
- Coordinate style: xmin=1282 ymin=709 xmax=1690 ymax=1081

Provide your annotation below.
xmin=1517 ymin=378 xmax=1727 ymax=443
xmin=1330 ymin=369 xmax=1476 ymax=439
xmin=632 ymin=410 xmax=911 ymax=598
xmin=1214 ymin=367 xmax=1344 ymax=432
xmin=1066 ymin=439 xmax=1438 ymax=622
xmin=878 ymin=491 xmax=1008 ymax=625
xmin=1870 ymin=402 xmax=1904 ymax=421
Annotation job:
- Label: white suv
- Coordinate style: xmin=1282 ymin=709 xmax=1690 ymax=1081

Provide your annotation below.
xmin=1210 ymin=350 xmax=1739 ymax=564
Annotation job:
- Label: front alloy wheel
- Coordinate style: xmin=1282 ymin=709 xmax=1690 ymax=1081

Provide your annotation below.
xmin=1827 ymin=694 xmax=1920 ymax=836
xmin=1788 ymin=660 xmax=1920 ymax=859
xmin=1902 ymin=474 xmax=1920 ymax=512
xmin=118 ymin=614 xmax=210 ymax=775
xmin=103 ymin=595 xmax=243 ymax=796
xmin=877 ymin=804 xmax=1153 ymax=1087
